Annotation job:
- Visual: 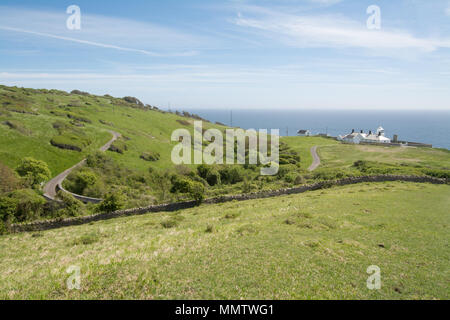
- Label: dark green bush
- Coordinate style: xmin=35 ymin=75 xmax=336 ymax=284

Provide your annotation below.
xmin=140 ymin=151 xmax=160 ymax=162
xmin=8 ymin=189 xmax=46 ymax=222
xmin=96 ymin=192 xmax=125 ymax=213
xmin=422 ymin=169 xmax=450 ymax=179
xmin=109 ymin=140 xmax=127 ymax=154
xmin=219 ymin=166 xmax=246 ymax=184
xmin=56 ymin=190 xmax=85 ymax=217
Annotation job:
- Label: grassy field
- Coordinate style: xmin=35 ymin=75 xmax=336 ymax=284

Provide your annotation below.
xmin=0 ymin=85 xmax=226 ymax=176
xmin=1 ymin=181 xmax=448 ymax=300
xmin=317 ymin=143 xmax=450 ymax=171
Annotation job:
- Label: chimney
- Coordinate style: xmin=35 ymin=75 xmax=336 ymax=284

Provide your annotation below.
xmin=369 ymin=130 xmax=372 ymax=135
xmin=360 ymin=130 xmax=363 ymax=133
xmin=351 ymin=129 xmax=355 ymax=133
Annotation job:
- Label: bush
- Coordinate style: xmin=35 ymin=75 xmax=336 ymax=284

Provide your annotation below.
xmin=50 ymin=133 xmax=91 ymax=152
xmin=71 ymin=169 xmax=98 ymax=194
xmin=96 ymin=192 xmax=125 ymax=213
xmin=8 ymin=189 xmax=46 ymax=222
xmin=109 ymin=140 xmax=127 ymax=154
xmin=197 ymin=164 xmax=211 ymax=180
xmin=56 ymin=190 xmax=85 ymax=217
xmin=206 ymin=170 xmax=221 ymax=186
xmin=140 ymin=151 xmax=160 ymax=162
xmin=86 ymin=152 xmax=114 ymax=169
xmin=422 ymin=169 xmax=450 ymax=180
xmin=16 ymin=157 xmax=51 ymax=187
xmin=0 ymin=196 xmax=18 ymax=227
xmin=0 ymin=162 xmax=21 ymax=193
xmin=170 ymin=176 xmax=192 ymax=194
xmin=219 ymin=166 xmax=246 ymax=185
xmin=189 ymin=181 xmax=205 ymax=205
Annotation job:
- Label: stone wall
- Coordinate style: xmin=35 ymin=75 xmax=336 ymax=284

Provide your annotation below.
xmin=10 ymin=175 xmax=447 ymax=233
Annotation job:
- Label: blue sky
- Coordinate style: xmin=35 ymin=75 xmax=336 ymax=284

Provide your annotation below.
xmin=0 ymin=0 xmax=449 ymax=110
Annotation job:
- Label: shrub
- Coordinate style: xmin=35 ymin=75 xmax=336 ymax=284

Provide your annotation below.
xmin=50 ymin=133 xmax=91 ymax=152
xmin=206 ymin=169 xmax=221 ymax=186
xmin=140 ymin=151 xmax=160 ymax=162
xmin=8 ymin=189 xmax=46 ymax=222
xmin=0 ymin=162 xmax=21 ymax=193
xmin=71 ymin=169 xmax=98 ymax=194
xmin=56 ymin=190 xmax=85 ymax=217
xmin=197 ymin=164 xmax=211 ymax=179
xmin=170 ymin=176 xmax=192 ymax=194
xmin=422 ymin=169 xmax=450 ymax=180
xmin=16 ymin=157 xmax=51 ymax=187
xmin=189 ymin=181 xmax=205 ymax=205
xmin=86 ymin=152 xmax=114 ymax=169
xmin=109 ymin=139 xmax=128 ymax=154
xmin=0 ymin=196 xmax=18 ymax=229
xmin=219 ymin=166 xmax=246 ymax=185
xmin=96 ymin=192 xmax=125 ymax=213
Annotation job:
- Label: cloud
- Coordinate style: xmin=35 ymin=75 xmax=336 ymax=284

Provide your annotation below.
xmin=446 ymin=4 xmax=450 ymax=16
xmin=233 ymin=6 xmax=450 ymax=52
xmin=0 ymin=6 xmax=205 ymax=56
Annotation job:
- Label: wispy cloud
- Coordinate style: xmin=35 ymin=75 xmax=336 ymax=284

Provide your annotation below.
xmin=233 ymin=6 xmax=450 ymax=52
xmin=0 ymin=26 xmax=197 ymax=57
xmin=0 ymin=6 xmax=206 ymax=56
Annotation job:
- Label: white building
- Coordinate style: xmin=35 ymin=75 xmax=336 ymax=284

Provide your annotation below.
xmin=338 ymin=126 xmax=391 ymax=144
xmin=297 ymin=129 xmax=311 ymax=136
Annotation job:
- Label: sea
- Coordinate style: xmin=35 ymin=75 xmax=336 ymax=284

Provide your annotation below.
xmin=184 ymin=109 xmax=450 ymax=150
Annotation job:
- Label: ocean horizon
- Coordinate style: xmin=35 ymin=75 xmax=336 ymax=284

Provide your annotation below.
xmin=184 ymin=109 xmax=450 ymax=150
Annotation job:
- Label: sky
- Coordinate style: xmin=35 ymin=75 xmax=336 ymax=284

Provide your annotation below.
xmin=0 ymin=0 xmax=450 ymax=110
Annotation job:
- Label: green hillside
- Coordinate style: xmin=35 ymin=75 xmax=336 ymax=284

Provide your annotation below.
xmin=1 ymin=182 xmax=448 ymax=299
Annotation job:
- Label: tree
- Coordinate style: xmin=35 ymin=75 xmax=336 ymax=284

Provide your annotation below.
xmin=16 ymin=157 xmax=51 ymax=187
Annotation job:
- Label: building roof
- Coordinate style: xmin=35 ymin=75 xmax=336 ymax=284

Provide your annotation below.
xmin=298 ymin=130 xmax=309 ymax=134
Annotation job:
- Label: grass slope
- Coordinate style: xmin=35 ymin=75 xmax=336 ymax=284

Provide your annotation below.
xmin=1 ymin=182 xmax=448 ymax=299
xmin=0 ymin=85 xmax=226 ymax=176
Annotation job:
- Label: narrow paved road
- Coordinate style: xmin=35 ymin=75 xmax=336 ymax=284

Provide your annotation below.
xmin=43 ymin=130 xmax=121 ymax=201
xmin=307 ymin=146 xmax=321 ymax=171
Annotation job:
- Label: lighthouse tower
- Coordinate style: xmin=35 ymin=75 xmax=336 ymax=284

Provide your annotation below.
xmin=376 ymin=126 xmax=385 ymax=137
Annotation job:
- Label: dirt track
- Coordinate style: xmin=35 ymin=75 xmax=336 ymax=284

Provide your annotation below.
xmin=307 ymin=146 xmax=321 ymax=171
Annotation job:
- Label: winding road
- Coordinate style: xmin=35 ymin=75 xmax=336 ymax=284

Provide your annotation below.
xmin=307 ymin=146 xmax=321 ymax=171
xmin=43 ymin=130 xmax=121 ymax=201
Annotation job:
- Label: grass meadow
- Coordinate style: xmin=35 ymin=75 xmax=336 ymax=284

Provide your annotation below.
xmin=1 ymin=181 xmax=448 ymax=300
